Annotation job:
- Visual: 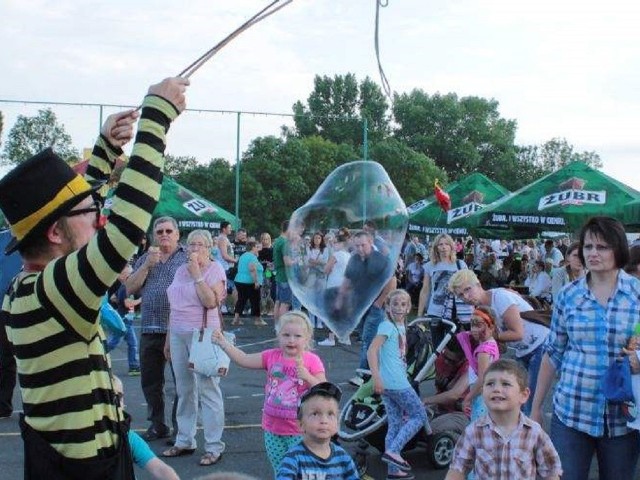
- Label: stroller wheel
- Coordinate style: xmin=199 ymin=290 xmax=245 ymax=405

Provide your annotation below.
xmin=428 ymin=431 xmax=457 ymax=469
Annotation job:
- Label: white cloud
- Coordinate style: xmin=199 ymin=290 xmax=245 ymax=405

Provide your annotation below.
xmin=1 ymin=0 xmax=638 ymax=193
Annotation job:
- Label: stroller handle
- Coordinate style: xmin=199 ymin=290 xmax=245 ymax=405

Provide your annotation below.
xmin=413 ymin=318 xmax=457 ymax=384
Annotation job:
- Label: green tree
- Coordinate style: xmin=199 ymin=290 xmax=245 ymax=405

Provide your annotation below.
xmin=368 ymin=138 xmax=448 ymax=205
xmin=238 ymin=135 xmax=357 ymax=234
xmin=175 ymin=158 xmax=236 ymax=217
xmin=513 ymin=138 xmax=603 ymax=190
xmin=165 ymin=154 xmax=199 ymax=177
xmin=535 ymin=137 xmax=603 ymax=171
xmin=1 ymin=108 xmax=78 ymax=165
xmin=290 ymin=73 xmax=390 ymax=148
xmin=392 ymin=90 xmax=519 ymax=183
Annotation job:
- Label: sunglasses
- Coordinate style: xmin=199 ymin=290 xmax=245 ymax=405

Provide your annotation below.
xmin=63 ymin=200 xmax=103 ymax=225
xmin=299 ymin=382 xmax=342 ymax=406
xmin=155 ymin=229 xmax=174 ymax=235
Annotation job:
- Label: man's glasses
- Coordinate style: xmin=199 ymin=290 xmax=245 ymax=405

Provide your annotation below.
xmin=299 ymin=382 xmax=342 ymax=406
xmin=63 ymin=200 xmax=102 ymax=225
xmin=155 ymin=229 xmax=174 ymax=235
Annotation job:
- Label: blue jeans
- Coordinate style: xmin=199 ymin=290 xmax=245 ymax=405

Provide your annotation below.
xmin=359 ymin=305 xmax=385 ymax=369
xmin=550 ymin=414 xmax=640 ymax=480
xmin=106 ymin=320 xmax=140 ymax=370
xmin=517 ymin=343 xmax=543 ymax=415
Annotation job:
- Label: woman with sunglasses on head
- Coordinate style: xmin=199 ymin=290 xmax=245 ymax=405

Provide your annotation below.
xmin=417 ymin=234 xmax=471 ymax=349
xmin=531 ymin=217 xmax=640 ymax=480
xmin=162 ymin=229 xmax=227 ymax=467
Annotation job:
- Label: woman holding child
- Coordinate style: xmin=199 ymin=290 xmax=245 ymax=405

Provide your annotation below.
xmin=448 ymin=269 xmax=549 ymax=414
xmin=531 ymin=217 xmax=640 ymax=480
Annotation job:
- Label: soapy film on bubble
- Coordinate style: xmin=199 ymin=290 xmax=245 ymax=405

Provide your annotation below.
xmin=285 ymin=161 xmax=408 ymax=339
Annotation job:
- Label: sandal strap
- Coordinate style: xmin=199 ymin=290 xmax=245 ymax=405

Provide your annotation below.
xmin=200 ymin=452 xmax=221 ymax=465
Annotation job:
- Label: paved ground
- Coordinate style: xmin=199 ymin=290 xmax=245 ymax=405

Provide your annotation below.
xmin=0 ymin=316 xmax=622 ymax=479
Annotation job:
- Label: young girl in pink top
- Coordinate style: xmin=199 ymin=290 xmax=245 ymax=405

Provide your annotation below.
xmin=214 ymin=311 xmax=326 ymax=475
xmin=456 ymin=306 xmax=500 ymax=421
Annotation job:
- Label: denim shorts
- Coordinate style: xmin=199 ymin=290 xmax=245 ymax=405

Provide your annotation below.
xmin=276 ymin=281 xmax=292 ymax=304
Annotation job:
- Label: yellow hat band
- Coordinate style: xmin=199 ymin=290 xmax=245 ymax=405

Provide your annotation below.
xmin=11 ymin=175 xmax=92 ymax=240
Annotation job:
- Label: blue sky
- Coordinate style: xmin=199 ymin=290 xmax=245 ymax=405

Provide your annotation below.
xmin=1 ymin=0 xmax=639 ymax=191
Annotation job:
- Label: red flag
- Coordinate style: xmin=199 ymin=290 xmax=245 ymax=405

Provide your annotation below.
xmin=434 ymin=179 xmax=451 ymax=212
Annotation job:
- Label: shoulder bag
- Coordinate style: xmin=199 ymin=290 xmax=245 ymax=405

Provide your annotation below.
xmin=188 ymin=307 xmax=231 ymax=377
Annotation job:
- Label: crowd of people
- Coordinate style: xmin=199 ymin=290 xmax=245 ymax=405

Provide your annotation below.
xmin=1 ymin=76 xmax=640 ymax=479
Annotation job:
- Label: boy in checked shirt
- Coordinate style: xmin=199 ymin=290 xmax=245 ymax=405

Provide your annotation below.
xmin=445 ymin=359 xmax=562 ymax=480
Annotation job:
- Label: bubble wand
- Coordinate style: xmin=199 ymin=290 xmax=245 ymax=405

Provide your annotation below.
xmin=179 ymin=0 xmax=293 ymax=79
xmin=133 ymin=0 xmax=293 ymax=111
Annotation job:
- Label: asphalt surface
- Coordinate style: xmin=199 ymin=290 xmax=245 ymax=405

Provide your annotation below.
xmin=0 ymin=316 xmax=619 ymax=479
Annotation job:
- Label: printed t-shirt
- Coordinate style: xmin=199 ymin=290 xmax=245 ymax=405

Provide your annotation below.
xmin=261 ymin=348 xmax=325 ymax=435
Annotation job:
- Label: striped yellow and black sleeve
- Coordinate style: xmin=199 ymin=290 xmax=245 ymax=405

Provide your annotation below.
xmin=3 ymin=94 xmax=179 ymax=460
xmin=85 ymin=134 xmax=124 ymax=187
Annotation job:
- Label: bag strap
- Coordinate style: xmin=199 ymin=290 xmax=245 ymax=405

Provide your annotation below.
xmin=201 ymin=307 xmax=208 ymax=330
xmin=217 ymin=304 xmax=224 ymax=333
xmin=448 ymin=260 xmax=463 ymax=321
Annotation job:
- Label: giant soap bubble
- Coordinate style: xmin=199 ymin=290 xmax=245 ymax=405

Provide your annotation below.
xmin=284 ymin=161 xmax=408 ymax=339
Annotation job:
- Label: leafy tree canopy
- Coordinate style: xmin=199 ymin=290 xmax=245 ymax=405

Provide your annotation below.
xmin=368 ymin=138 xmax=448 ymax=206
xmin=289 ymin=73 xmax=390 ymax=148
xmin=165 ymin=154 xmax=199 ymax=177
xmin=1 ymin=108 xmax=78 ymax=165
xmin=518 ymin=137 xmax=602 ymax=172
xmin=392 ymin=90 xmax=519 ymax=184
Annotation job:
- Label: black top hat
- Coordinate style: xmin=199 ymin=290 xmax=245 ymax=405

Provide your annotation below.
xmin=0 ymin=148 xmax=100 ymax=254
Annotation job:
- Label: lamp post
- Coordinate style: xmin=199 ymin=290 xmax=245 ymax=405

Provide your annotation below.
xmin=234 ymin=112 xmax=241 ymax=229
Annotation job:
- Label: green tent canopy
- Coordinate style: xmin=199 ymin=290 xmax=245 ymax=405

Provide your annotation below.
xmin=623 ymin=199 xmax=640 ymax=227
xmin=73 ymin=158 xmax=237 ymax=231
xmin=153 ymin=176 xmax=237 ymax=231
xmin=470 ymin=162 xmax=640 ymax=234
xmin=407 ymin=173 xmax=511 ymax=236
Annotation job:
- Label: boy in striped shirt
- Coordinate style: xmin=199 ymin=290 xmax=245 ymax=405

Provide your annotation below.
xmin=277 ymin=382 xmax=358 ymax=480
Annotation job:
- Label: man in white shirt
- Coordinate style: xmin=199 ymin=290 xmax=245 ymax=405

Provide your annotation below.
xmin=543 ymin=239 xmax=564 ymax=267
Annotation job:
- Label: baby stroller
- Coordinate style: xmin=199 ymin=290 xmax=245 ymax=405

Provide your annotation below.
xmin=338 ymin=318 xmax=466 ymax=474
